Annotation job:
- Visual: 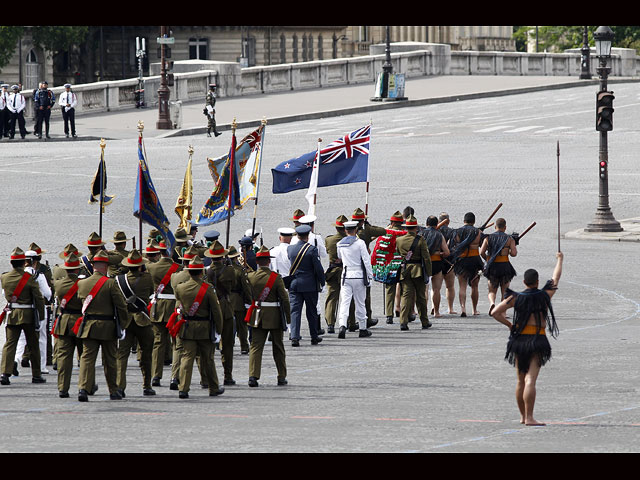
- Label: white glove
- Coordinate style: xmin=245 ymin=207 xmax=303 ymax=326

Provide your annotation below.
xmin=119 ymin=330 xmax=126 ymax=341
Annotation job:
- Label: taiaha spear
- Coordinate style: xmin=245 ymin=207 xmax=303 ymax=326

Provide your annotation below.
xmin=98 ymin=138 xmax=106 ymax=238
xmin=251 ymin=118 xmax=267 ymax=238
xmin=557 ymin=141 xmax=561 ymax=252
xmin=480 ymin=203 xmax=503 ymax=230
xmin=225 ymin=118 xmax=238 ymax=248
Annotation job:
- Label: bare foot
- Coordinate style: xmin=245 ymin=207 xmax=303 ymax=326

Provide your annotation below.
xmin=448 ymin=310 xmax=458 ymax=315
xmin=525 ymin=418 xmax=546 ymax=427
xmin=434 ymin=313 xmax=442 ymax=318
xmin=472 ymin=311 xmax=480 ymax=316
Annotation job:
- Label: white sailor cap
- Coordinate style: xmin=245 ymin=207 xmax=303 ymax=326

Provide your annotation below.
xmin=64 ymin=83 xmax=71 ymax=88
xmin=11 ymin=85 xmax=19 ymax=90
xmin=277 ymin=227 xmax=295 ymax=236
xmin=298 ymin=214 xmax=317 ymax=224
xmin=1 ymin=84 xmax=8 ymax=88
xmin=343 ymin=220 xmax=359 ymax=229
xmin=25 ymin=250 xmax=40 ymax=258
xmin=244 ymin=228 xmax=260 ymax=238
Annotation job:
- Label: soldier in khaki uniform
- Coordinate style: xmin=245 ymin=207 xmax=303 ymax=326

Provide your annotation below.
xmin=107 ymin=231 xmax=132 ymax=277
xmin=114 ymin=249 xmax=155 ymax=397
xmin=76 ymin=250 xmax=129 ymax=401
xmin=53 ymin=253 xmax=89 ymax=398
xmin=172 ymin=227 xmax=190 ymax=264
xmin=227 ymin=246 xmax=253 ymax=355
xmin=0 ymin=247 xmax=46 ymax=385
xmin=169 ymin=245 xmax=205 ymax=390
xmin=174 ymin=256 xmax=224 ymax=398
xmin=80 ymin=232 xmax=124 ymax=279
xmin=205 ymin=240 xmax=237 ymax=386
xmin=145 ymin=240 xmax=182 ymax=386
xmin=385 ymin=211 xmax=407 ymax=324
xmin=247 ymin=246 xmax=290 ymax=387
xmin=53 ymin=244 xmax=83 ymax=281
xmin=323 ymin=215 xmax=347 ymax=334
xmin=395 ymin=215 xmax=432 ymax=331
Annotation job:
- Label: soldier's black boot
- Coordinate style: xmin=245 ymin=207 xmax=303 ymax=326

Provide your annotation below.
xmin=78 ymin=389 xmax=89 ymax=402
xmin=207 ymin=128 xmax=211 ymax=138
xmin=214 ymin=130 xmax=222 ymax=137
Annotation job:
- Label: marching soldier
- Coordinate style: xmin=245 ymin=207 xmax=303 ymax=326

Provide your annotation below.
xmin=114 ymin=249 xmax=155 ymax=398
xmin=0 ymin=248 xmax=46 ymax=385
xmin=145 ymin=240 xmax=182 ymax=387
xmin=80 ymin=232 xmax=124 ymax=278
xmin=52 ymin=252 xmax=92 ymax=398
xmin=53 ymin=244 xmax=83 ymax=281
xmin=227 ymin=246 xmax=253 ymax=355
xmin=174 ymin=256 xmax=224 ymax=398
xmin=395 ymin=215 xmax=432 ymax=331
xmin=239 ymin=236 xmax=257 ymax=271
xmin=247 ymin=246 xmax=290 ymax=387
xmin=204 ymin=83 xmax=222 ymax=138
xmin=75 ymin=250 xmax=129 ymax=402
xmin=323 ymin=215 xmax=347 ymax=334
xmin=205 ymin=240 xmax=237 ymax=386
xmin=291 ymin=209 xmax=305 ymax=228
xmin=384 ymin=211 xmax=407 ymax=324
xmin=172 ymin=227 xmax=190 ymax=263
xmin=107 ymin=231 xmax=132 ymax=277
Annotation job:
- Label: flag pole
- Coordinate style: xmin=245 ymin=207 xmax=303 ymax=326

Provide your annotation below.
xmin=225 ymin=118 xmax=238 ymax=248
xmin=365 ymin=120 xmax=371 ymax=217
xmin=99 ymin=138 xmax=106 ymax=238
xmin=251 ymin=117 xmax=267 ymax=237
xmin=137 ymin=121 xmax=144 ymax=247
xmin=314 ymin=138 xmax=321 ymax=215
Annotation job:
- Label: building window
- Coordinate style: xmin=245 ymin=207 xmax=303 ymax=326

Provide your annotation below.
xmin=302 ymin=35 xmax=307 ymax=62
xmin=317 ymin=34 xmax=323 ymax=60
xmin=308 ymin=35 xmax=313 ymax=61
xmin=189 ymin=38 xmax=209 ymax=60
xmin=292 ymin=35 xmax=298 ymax=63
xmin=358 ymin=26 xmax=369 ymax=42
xmin=280 ymin=34 xmax=286 ymax=64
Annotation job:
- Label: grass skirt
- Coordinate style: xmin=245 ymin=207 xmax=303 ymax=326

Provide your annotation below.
xmin=483 ymin=262 xmax=517 ymax=286
xmin=505 ymin=334 xmax=552 ymax=374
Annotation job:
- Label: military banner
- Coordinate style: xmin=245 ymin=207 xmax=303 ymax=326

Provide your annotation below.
xmin=175 ymin=146 xmax=194 ymax=232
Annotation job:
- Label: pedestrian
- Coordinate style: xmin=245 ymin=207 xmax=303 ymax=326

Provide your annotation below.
xmin=491 ymin=252 xmax=563 ymax=427
xmin=395 ymin=215 xmax=432 ymax=331
xmin=420 ymin=216 xmax=450 ymax=319
xmin=0 ymin=84 xmax=10 ymax=137
xmin=145 ymin=240 xmax=182 ymax=387
xmin=75 ymin=250 xmax=129 ymax=402
xmin=34 ymin=80 xmax=54 ymax=139
xmin=452 ymin=212 xmax=485 ymax=317
xmin=480 ymin=218 xmax=518 ymax=316
xmin=0 ymin=248 xmax=47 ymax=386
xmin=204 ymin=83 xmax=221 ymax=137
xmin=336 ymin=220 xmax=374 ymax=339
xmin=59 ymin=83 xmax=77 ymax=138
xmin=323 ymin=216 xmax=347 ymax=334
xmin=114 ymin=249 xmax=156 ymax=398
xmin=286 ymin=224 xmax=325 ymax=347
xmin=173 ymin=256 xmax=225 ymax=399
xmin=246 ymin=246 xmax=290 ymax=388
xmin=7 ymin=85 xmax=27 ymax=139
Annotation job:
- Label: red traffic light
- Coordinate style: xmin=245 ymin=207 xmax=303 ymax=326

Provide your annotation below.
xmin=600 ymin=161 xmax=607 ymax=167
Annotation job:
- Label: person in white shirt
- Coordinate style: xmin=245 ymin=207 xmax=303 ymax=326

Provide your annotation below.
xmin=0 ymin=84 xmax=10 ymax=137
xmin=16 ymin=251 xmax=52 ymax=374
xmin=59 ymin=83 xmax=77 ymax=138
xmin=7 ymin=85 xmax=27 ymax=139
xmin=270 ymin=228 xmax=294 ymax=276
xmin=337 ymin=221 xmax=373 ymax=339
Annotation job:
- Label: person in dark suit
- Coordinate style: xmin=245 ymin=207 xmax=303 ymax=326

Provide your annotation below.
xmin=287 ymin=225 xmax=325 ymax=347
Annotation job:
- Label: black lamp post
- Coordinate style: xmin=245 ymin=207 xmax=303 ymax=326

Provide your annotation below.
xmin=579 ymin=26 xmax=592 ymax=80
xmin=381 ymin=26 xmax=393 ymax=98
xmin=585 ymin=26 xmax=623 ymax=233
xmin=156 ymin=26 xmax=172 ymax=130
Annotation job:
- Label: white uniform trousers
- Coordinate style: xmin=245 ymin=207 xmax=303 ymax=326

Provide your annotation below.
xmin=338 ymin=278 xmax=367 ymax=330
xmin=17 ymin=327 xmax=47 ymax=372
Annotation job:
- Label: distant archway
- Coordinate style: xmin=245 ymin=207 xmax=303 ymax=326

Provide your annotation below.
xmin=25 ymin=49 xmax=40 ymax=90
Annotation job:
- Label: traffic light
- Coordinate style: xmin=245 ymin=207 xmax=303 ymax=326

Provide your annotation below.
xmin=600 ymin=160 xmax=608 ymax=179
xmin=596 ymin=91 xmax=615 ymax=132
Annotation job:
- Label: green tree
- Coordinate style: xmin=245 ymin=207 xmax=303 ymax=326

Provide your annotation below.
xmin=513 ymin=26 xmax=640 ymax=53
xmin=0 ymin=26 xmax=24 ymax=72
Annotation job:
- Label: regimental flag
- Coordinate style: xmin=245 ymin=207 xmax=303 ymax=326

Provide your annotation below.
xmin=271 ymin=125 xmax=370 ymax=194
xmin=194 ymin=126 xmax=263 ymax=226
xmin=175 ymin=149 xmax=193 ymax=232
xmin=133 ymin=135 xmax=176 ymax=248
xmin=89 ymin=146 xmax=115 ymax=212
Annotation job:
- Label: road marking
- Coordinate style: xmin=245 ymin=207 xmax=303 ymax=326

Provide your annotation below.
xmin=533 ymin=126 xmax=573 ymax=134
xmin=458 ymin=419 xmax=502 ymax=423
xmin=291 ymin=415 xmax=335 ymax=419
xmin=208 ymin=414 xmax=250 ymax=418
xmin=473 ymin=126 xmax=515 ymax=133
xmin=503 ymin=126 xmax=545 ymax=133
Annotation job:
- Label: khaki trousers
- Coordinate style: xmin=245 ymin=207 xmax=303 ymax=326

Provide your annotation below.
xmin=78 ymin=338 xmax=117 ymax=394
xmin=249 ymin=328 xmax=286 ymax=381
xmin=400 ymin=276 xmax=429 ymax=327
xmin=2 ymin=324 xmax=41 ymax=377
xmin=116 ymin=323 xmax=154 ymax=391
xmin=179 ymin=338 xmax=218 ymax=394
xmin=151 ymin=322 xmax=170 ymax=379
xmin=56 ymin=334 xmax=82 ymax=393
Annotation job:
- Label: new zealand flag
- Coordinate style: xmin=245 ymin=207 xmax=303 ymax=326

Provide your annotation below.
xmin=271 ymin=125 xmax=370 ymax=194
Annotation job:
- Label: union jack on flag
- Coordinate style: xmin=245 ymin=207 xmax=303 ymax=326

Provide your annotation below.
xmin=271 ymin=125 xmax=371 ymax=194
xmin=320 ymin=125 xmax=370 ymax=164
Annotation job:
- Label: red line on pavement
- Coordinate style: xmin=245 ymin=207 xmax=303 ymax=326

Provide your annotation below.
xmin=291 ymin=416 xmax=335 ymax=420
xmin=208 ymin=414 xmax=250 ymax=418
xmin=375 ymin=418 xmax=417 ymax=422
xmin=458 ymin=420 xmax=502 ymax=423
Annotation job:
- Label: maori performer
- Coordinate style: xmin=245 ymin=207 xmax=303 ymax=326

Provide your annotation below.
xmin=421 ymin=216 xmax=450 ymax=319
xmin=451 ymin=212 xmax=485 ymax=317
xmin=480 ymin=218 xmax=518 ymax=316
xmin=491 ymin=252 xmax=563 ymax=427
xmin=437 ymin=213 xmax=458 ymax=315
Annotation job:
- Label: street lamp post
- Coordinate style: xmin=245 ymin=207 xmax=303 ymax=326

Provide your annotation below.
xmin=585 ymin=26 xmax=623 ymax=233
xmin=156 ymin=26 xmax=172 ymax=130
xmin=381 ymin=26 xmax=393 ymax=98
xmin=579 ymin=26 xmax=592 ymax=80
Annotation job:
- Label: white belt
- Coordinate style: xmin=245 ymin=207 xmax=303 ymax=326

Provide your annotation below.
xmin=244 ymin=302 xmax=280 ymax=308
xmin=156 ymin=293 xmax=175 ymax=300
xmin=10 ymin=303 xmax=34 ymax=309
